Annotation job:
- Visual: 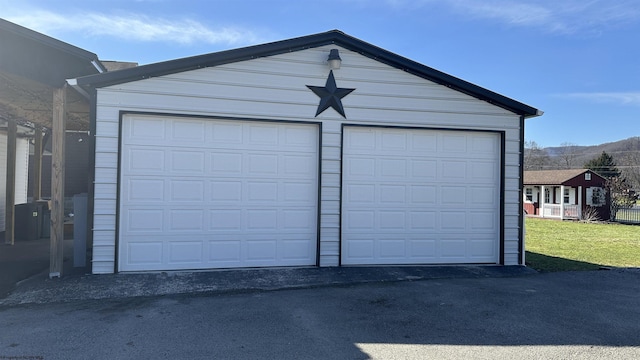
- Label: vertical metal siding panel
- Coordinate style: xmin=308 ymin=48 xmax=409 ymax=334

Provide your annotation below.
xmin=0 ymin=136 xmax=27 ymax=230
xmin=319 ymin=124 xmax=341 ymax=266
xmin=0 ymin=134 xmax=6 ymax=231
xmin=92 ymin=89 xmax=120 ymax=273
xmin=15 ymin=138 xmax=29 ymax=204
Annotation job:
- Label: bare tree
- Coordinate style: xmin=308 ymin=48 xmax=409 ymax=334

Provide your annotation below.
xmin=524 ymin=140 xmax=551 ymax=170
xmin=556 ymin=142 xmax=579 ymax=169
xmin=617 ymin=137 xmax=640 ymax=191
xmin=607 ymin=176 xmax=639 ymax=221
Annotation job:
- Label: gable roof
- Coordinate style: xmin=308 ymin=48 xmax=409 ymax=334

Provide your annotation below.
xmin=72 ymin=30 xmax=541 ymax=118
xmin=524 ymin=169 xmax=604 ymax=185
xmin=0 ymin=18 xmax=105 ymax=87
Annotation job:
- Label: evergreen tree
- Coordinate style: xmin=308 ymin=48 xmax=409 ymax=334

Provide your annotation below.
xmin=584 ymin=151 xmax=620 ymax=178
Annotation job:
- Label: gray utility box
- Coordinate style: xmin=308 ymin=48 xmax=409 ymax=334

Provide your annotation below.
xmin=73 ymin=193 xmax=88 ymax=267
xmin=15 ymin=202 xmax=49 ymax=241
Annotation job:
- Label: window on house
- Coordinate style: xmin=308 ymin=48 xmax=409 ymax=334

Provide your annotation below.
xmin=592 ymin=187 xmax=605 ymax=206
xmin=564 ymin=188 xmax=570 ymax=204
xmin=544 ymin=188 xmax=550 ymax=203
xmin=525 ymin=188 xmax=533 ymax=202
xmin=587 ymin=187 xmax=604 ymax=206
xmin=585 ymin=173 xmax=591 ymax=181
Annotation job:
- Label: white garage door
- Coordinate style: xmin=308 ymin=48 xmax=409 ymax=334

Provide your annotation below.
xmin=342 ymin=127 xmax=500 ymax=265
xmin=119 ymin=115 xmax=318 ymax=271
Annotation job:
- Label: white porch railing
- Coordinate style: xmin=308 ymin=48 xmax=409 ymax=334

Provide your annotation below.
xmin=542 ymin=204 xmax=581 ymax=219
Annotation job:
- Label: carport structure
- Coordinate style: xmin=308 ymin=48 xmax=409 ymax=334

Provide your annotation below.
xmin=0 ymin=18 xmax=105 ymax=277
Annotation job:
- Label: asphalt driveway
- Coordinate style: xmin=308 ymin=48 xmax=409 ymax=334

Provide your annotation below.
xmin=0 ymin=269 xmax=639 ymax=359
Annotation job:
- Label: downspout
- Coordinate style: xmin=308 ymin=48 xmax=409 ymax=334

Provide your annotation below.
xmin=519 ymin=109 xmax=543 ymax=266
xmin=86 ymin=87 xmax=97 ymax=271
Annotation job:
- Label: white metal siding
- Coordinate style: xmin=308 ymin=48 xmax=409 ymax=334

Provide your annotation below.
xmin=92 ymin=45 xmax=523 ymax=273
xmin=342 ymin=127 xmax=500 ymax=265
xmin=0 ymin=135 xmax=30 ymax=232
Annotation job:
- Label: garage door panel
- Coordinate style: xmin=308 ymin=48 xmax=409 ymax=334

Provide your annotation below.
xmin=342 ymin=127 xmax=500 ymax=265
xmin=211 ymin=152 xmax=242 ymax=173
xmin=208 ymin=240 xmax=242 ymax=263
xmin=378 ymin=211 xmax=406 ymax=229
xmin=470 ymin=187 xmax=497 ymax=205
xmin=441 ymin=134 xmax=467 ymax=152
xmin=125 ymin=209 xmax=164 ymax=232
xmin=168 ymin=240 xmax=204 ymax=263
xmin=211 ymin=181 xmax=241 ymax=202
xmin=171 ymin=151 xmax=205 ymax=173
xmin=126 ymin=179 xmax=165 ymax=202
xmin=379 ymin=238 xmax=407 ymax=258
xmin=170 ymin=180 xmax=205 ymax=202
xmin=470 ymin=211 xmax=498 ymax=231
xmin=409 ymin=211 xmax=437 ymax=230
xmin=126 ymin=149 xmax=165 ymax=173
xmin=246 ymin=239 xmax=277 ymax=261
xmin=127 ymin=241 xmax=163 ymax=265
xmin=209 ymin=210 xmax=242 ymax=230
xmin=125 ymin=117 xmax=166 ymax=143
xmin=379 ymin=185 xmax=406 ymax=203
xmin=247 ymin=182 xmax=278 ymax=201
xmin=168 ymin=210 xmax=204 ymax=231
xmin=172 ymin=120 xmax=205 ymax=141
xmin=409 ymin=239 xmax=437 ymax=258
xmin=281 ymin=237 xmax=316 ymax=260
xmin=283 ymin=182 xmax=315 ymax=202
xmin=440 ymin=160 xmax=467 ymax=180
xmin=284 ymin=155 xmax=316 ymax=176
xmin=119 ymin=116 xmax=318 ymax=271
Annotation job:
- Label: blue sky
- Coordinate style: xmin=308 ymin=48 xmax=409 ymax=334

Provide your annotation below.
xmin=3 ymin=0 xmax=639 ymax=147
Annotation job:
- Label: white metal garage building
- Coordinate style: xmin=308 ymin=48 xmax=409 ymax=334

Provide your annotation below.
xmin=71 ymin=30 xmax=541 ymax=274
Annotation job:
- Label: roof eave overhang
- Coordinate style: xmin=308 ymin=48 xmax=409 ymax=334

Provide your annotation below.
xmin=73 ymin=30 xmax=541 ymax=117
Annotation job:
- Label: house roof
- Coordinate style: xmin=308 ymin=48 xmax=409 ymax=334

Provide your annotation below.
xmin=523 ymin=169 xmax=603 ymax=185
xmin=0 ymin=18 xmax=108 ymax=131
xmin=0 ymin=18 xmax=104 ymax=87
xmin=73 ymin=30 xmax=541 ymax=118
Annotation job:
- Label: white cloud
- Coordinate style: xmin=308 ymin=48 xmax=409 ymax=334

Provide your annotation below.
xmin=6 ymin=10 xmax=263 ymax=46
xmin=385 ymin=0 xmax=640 ymax=35
xmin=561 ymin=92 xmax=640 ymax=106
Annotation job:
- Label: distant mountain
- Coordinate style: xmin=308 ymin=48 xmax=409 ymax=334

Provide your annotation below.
xmin=545 ymin=137 xmax=640 ymax=169
xmin=526 ymin=137 xmax=640 ymax=189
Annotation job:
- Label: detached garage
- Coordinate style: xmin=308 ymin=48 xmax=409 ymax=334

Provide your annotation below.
xmin=71 ymin=30 xmax=541 ymax=274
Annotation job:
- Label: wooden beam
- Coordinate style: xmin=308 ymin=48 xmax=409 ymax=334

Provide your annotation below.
xmin=50 ymin=86 xmax=66 ymax=278
xmin=33 ymin=127 xmax=43 ymax=200
xmin=4 ymin=120 xmax=17 ymax=245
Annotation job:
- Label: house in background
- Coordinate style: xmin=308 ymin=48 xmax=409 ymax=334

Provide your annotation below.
xmin=523 ymin=169 xmax=609 ymax=220
xmin=71 ymin=30 xmax=541 ymax=274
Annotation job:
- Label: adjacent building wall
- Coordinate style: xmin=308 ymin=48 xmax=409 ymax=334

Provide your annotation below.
xmin=0 ymin=133 xmax=30 ymax=231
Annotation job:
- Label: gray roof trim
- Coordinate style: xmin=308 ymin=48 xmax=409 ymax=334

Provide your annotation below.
xmin=74 ymin=29 xmax=540 ymax=117
xmin=0 ymin=18 xmax=101 ymax=64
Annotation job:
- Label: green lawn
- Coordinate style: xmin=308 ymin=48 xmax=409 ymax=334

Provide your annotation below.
xmin=525 ymin=217 xmax=640 ymax=272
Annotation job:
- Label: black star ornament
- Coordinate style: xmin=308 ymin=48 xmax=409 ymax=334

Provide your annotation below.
xmin=307 ymin=70 xmax=355 ymax=118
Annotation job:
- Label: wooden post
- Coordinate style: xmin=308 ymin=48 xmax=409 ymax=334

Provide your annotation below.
xmin=578 ymin=186 xmax=582 ymax=219
xmin=4 ymin=120 xmax=17 ymax=245
xmin=540 ymin=185 xmax=545 ymax=217
xmin=560 ymin=185 xmax=565 ymax=220
xmin=50 ymin=87 xmax=66 ymax=278
xmin=33 ymin=128 xmax=43 ymax=200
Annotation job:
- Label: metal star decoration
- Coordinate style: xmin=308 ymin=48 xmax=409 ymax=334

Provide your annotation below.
xmin=307 ymin=70 xmax=355 ymax=118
